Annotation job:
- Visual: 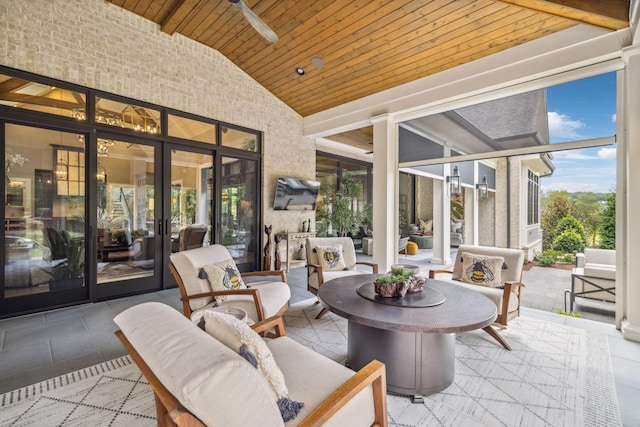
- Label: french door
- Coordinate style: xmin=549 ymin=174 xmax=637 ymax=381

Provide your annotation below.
xmin=94 ymin=135 xmax=163 ymax=299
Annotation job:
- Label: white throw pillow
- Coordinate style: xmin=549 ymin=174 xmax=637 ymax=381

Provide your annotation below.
xmin=419 ymin=218 xmax=432 ymax=232
xmin=201 ymin=259 xmax=246 ymax=302
xmin=315 ymin=244 xmax=347 ymax=271
xmin=203 ymin=311 xmax=303 ymax=421
xmin=459 ymin=252 xmax=504 ymax=288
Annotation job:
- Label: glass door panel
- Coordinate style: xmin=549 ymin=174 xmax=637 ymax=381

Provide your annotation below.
xmin=95 ymin=139 xmax=158 ymax=292
xmin=2 ymin=124 xmax=87 ymax=315
xmin=169 ymin=149 xmax=213 ymax=254
xmin=221 ymin=156 xmax=257 ymax=270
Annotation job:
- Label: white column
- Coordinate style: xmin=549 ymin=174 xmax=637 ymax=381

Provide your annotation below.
xmin=371 ymin=114 xmax=398 ymax=272
xmin=620 ymin=45 xmax=640 ymax=341
xmin=432 ymin=163 xmax=452 ymax=265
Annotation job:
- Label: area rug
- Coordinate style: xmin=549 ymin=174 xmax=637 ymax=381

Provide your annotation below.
xmin=283 ymin=299 xmax=622 ymax=427
xmin=0 ymin=301 xmax=622 ymax=427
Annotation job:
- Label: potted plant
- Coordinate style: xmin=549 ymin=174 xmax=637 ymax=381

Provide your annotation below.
xmin=316 ymin=173 xmax=367 ymax=237
xmin=45 ymin=240 xmax=85 ymax=291
xmin=374 ymin=267 xmax=425 ymax=298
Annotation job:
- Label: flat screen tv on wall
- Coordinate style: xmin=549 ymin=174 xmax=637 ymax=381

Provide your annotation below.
xmin=273 ymin=177 xmax=320 ymax=210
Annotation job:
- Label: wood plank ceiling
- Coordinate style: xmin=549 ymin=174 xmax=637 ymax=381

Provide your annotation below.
xmin=108 ymin=0 xmax=628 ymax=152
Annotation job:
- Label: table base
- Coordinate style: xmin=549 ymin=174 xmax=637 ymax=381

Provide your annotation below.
xmin=347 ymin=322 xmax=455 ymax=401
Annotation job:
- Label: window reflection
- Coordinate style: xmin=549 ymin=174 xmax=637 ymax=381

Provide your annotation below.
xmin=4 ymin=124 xmax=86 ymax=297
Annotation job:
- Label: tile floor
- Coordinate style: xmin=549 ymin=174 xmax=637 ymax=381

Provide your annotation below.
xmin=0 ymin=253 xmax=639 ymax=426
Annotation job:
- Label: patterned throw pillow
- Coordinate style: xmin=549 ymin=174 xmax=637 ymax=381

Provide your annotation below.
xmin=315 ymin=244 xmax=347 ymax=271
xmin=459 ymin=252 xmax=505 ymax=288
xmin=203 ymin=311 xmax=304 ymax=422
xmin=201 ymin=259 xmax=246 ymax=302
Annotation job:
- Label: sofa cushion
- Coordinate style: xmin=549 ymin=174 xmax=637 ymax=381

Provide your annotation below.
xmin=459 ymin=252 xmax=504 ymax=288
xmin=114 ymin=302 xmax=283 ymax=427
xmin=203 ymin=311 xmax=303 ymax=422
xmin=584 ymin=264 xmax=616 ymax=280
xmin=316 ymin=244 xmax=347 ymax=272
xmin=202 ymin=259 xmax=247 ymax=302
xmin=268 ymin=337 xmax=376 ymax=427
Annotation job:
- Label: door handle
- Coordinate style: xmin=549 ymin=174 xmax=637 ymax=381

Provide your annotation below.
xmin=158 ymin=219 xmax=162 ymax=235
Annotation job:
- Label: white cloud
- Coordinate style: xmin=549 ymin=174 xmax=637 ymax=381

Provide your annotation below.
xmin=612 ymin=113 xmax=617 ymax=122
xmin=598 ymin=147 xmax=616 ymax=159
xmin=548 ymin=111 xmax=585 ymax=139
xmin=552 ymin=151 xmax=595 ymax=160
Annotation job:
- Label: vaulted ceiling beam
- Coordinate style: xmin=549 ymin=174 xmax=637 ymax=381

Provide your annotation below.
xmin=496 ymin=0 xmax=629 ymax=30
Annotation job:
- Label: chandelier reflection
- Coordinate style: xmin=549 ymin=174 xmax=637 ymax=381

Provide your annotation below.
xmin=97 ymin=139 xmax=115 ymax=157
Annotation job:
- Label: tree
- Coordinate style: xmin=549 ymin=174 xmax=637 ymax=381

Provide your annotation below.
xmin=316 ymin=173 xmax=364 ymax=237
xmin=600 ymin=191 xmax=616 ymax=249
xmin=541 ymin=190 xmax=576 ymax=251
xmin=552 ymin=215 xmax=586 ymax=253
xmin=573 ymin=193 xmax=603 ymax=247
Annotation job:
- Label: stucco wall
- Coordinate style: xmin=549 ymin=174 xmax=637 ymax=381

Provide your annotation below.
xmin=0 ymin=0 xmax=315 ymax=262
xmin=415 ymin=175 xmax=434 ymax=222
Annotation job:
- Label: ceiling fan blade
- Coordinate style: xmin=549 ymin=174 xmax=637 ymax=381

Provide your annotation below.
xmin=229 ymin=0 xmax=279 ymax=43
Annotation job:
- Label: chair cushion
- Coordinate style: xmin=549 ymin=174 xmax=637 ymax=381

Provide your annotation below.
xmin=203 ymin=311 xmax=303 ymax=422
xmin=268 ymin=337 xmax=376 ymax=427
xmin=450 ymin=280 xmax=519 ymax=314
xmin=459 ymin=252 xmax=504 ymax=288
xmin=114 ymin=302 xmax=283 ymax=427
xmin=217 ymin=280 xmax=291 ymax=322
xmin=308 ymin=269 xmax=371 ymax=291
xmin=170 ymin=245 xmax=236 ymax=311
xmin=316 ymin=244 xmax=347 ymax=271
xmin=202 ymin=259 xmax=247 ymax=302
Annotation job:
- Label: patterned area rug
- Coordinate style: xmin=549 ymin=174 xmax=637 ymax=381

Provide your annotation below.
xmin=284 ymin=299 xmax=622 ymax=427
xmin=0 ymin=300 xmax=621 ymax=426
xmin=0 ymin=357 xmax=153 ymax=426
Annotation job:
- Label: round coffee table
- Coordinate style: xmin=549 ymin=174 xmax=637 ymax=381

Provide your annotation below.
xmin=317 ymin=274 xmax=497 ymax=402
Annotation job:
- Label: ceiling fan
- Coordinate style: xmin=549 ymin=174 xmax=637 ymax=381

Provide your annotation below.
xmin=228 ymin=0 xmax=278 ymax=43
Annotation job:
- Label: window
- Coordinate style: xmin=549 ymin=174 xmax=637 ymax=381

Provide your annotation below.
xmin=527 ymin=170 xmax=539 ymax=225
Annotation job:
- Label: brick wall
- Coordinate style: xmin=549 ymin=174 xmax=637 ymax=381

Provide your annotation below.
xmin=0 ymin=0 xmax=316 ymax=263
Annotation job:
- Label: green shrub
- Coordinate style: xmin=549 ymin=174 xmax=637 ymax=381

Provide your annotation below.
xmin=536 ymin=250 xmax=559 ymax=267
xmin=554 ymin=215 xmax=586 ymax=244
xmin=535 ymin=249 xmax=575 ymax=267
xmin=552 ymin=229 xmax=585 ymax=253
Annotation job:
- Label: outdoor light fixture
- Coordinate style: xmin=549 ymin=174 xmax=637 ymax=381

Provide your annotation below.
xmin=55 ymin=157 xmax=68 ymax=180
xmin=446 ymin=165 xmax=461 ymax=196
xmin=96 ymin=164 xmax=106 ymax=184
xmin=477 ymin=175 xmax=488 ymax=199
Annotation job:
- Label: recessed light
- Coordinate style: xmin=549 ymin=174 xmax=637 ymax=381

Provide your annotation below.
xmin=311 ymin=57 xmax=324 ymax=68
xmin=295 ymin=67 xmax=305 ymax=75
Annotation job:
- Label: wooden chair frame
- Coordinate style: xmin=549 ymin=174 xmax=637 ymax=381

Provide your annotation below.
xmin=429 ymin=269 xmax=525 ymax=351
xmin=116 ymin=316 xmax=388 ymax=427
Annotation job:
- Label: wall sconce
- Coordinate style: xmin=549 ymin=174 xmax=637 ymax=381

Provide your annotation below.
xmin=96 ymin=164 xmax=107 ymax=184
xmin=55 ymin=157 xmax=68 ymax=180
xmin=477 ymin=175 xmax=488 ymax=199
xmin=446 ymin=165 xmax=461 ymax=196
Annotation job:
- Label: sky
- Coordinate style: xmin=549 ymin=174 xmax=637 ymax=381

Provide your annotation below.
xmin=543 ymin=72 xmax=617 ymax=194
